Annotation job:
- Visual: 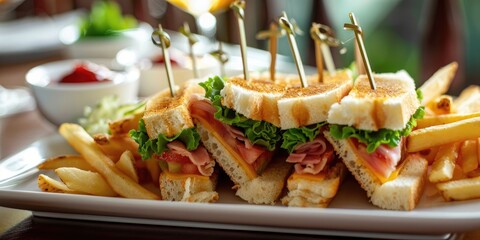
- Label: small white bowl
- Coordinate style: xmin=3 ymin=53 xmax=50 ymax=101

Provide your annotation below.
xmin=26 ymin=59 xmax=139 ymax=125
xmin=116 ymin=47 xmax=221 ymax=97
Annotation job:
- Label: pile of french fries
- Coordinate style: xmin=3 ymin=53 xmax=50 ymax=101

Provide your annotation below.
xmin=38 ymin=113 xmax=163 ymax=200
xmin=407 ymin=62 xmax=480 ymax=201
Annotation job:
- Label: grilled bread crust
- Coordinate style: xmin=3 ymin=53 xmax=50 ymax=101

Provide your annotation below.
xmin=327 ymin=70 xmax=420 ymax=131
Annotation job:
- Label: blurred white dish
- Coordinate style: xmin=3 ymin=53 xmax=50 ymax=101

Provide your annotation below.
xmin=117 ymin=46 xmax=222 ymax=97
xmin=25 ymin=59 xmax=139 ymax=126
xmin=0 ymin=85 xmax=35 ymax=118
xmin=60 ymin=22 xmax=153 ymax=59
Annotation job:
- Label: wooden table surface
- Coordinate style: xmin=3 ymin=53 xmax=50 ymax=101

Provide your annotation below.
xmin=1 ymin=56 xmax=479 ymax=240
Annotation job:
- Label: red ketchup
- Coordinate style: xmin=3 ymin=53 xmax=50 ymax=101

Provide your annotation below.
xmin=152 ymin=55 xmax=178 ymax=66
xmin=60 ymin=64 xmax=110 ymax=84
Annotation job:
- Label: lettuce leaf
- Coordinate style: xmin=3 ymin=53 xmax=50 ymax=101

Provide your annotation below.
xmin=199 ymin=76 xmax=281 ymax=151
xmin=281 ymin=122 xmax=326 ymax=153
xmin=129 ymin=119 xmax=200 ymax=160
xmin=329 ymin=106 xmax=425 ymax=153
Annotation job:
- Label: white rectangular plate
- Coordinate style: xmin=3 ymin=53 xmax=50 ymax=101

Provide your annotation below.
xmin=1 ymin=134 xmax=480 ymax=236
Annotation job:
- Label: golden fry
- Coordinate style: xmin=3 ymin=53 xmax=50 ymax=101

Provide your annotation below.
xmin=407 ymin=116 xmax=480 ymax=153
xmin=38 ymin=155 xmax=95 ymax=171
xmin=453 ymin=85 xmax=480 ymax=113
xmin=416 ymin=112 xmax=480 ymax=129
xmin=429 ymin=142 xmax=459 ymax=183
xmin=419 ymin=62 xmax=457 ymax=105
xmin=460 ymin=140 xmax=479 ymax=173
xmin=452 ymin=164 xmax=467 ymax=181
xmin=38 ymin=174 xmax=79 ymax=194
xmin=59 ymin=123 xmax=160 ymax=200
xmin=426 ymin=95 xmax=453 ymax=115
xmin=418 ymin=147 xmax=439 ymax=165
xmin=109 ymin=113 xmax=143 ymax=135
xmin=94 ymin=133 xmax=140 ymax=162
xmin=55 ymin=167 xmax=117 ymax=197
xmin=116 ymin=151 xmax=139 ymax=183
xmin=436 ymin=176 xmax=480 ymax=201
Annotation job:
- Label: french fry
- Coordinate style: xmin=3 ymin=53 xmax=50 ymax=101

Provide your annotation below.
xmin=55 ymin=167 xmax=117 ymax=197
xmin=436 ymin=176 xmax=480 ymax=201
xmin=429 ymin=142 xmax=459 ymax=183
xmin=38 ymin=174 xmax=79 ymax=194
xmin=38 ymin=155 xmax=95 ymax=171
xmin=419 ymin=62 xmax=457 ymax=106
xmin=418 ymin=147 xmax=439 ymax=165
xmin=109 ymin=113 xmax=143 ymax=135
xmin=416 ymin=112 xmax=480 ymax=129
xmin=452 ymin=164 xmax=467 ymax=181
xmin=116 ymin=151 xmax=139 ymax=183
xmin=94 ymin=133 xmax=140 ymax=162
xmin=467 ymin=168 xmax=480 ymax=178
xmin=460 ymin=140 xmax=479 ymax=173
xmin=426 ymin=95 xmax=453 ymax=115
xmin=59 ymin=123 xmax=160 ymax=200
xmin=453 ymin=85 xmax=480 ymax=113
xmin=407 ymin=116 xmax=480 ymax=153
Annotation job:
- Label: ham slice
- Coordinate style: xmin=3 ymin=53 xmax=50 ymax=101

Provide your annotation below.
xmin=287 ymin=135 xmax=334 ymax=175
xmin=190 ymin=98 xmax=268 ymax=169
xmin=352 ymin=138 xmax=403 ymax=180
xmin=167 ymin=141 xmax=214 ymax=176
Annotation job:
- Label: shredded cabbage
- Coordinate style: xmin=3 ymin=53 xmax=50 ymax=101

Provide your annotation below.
xmin=78 ymin=95 xmax=145 ymax=135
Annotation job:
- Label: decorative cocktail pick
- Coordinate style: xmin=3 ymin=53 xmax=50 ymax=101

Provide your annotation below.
xmin=230 ymin=0 xmax=249 ymax=80
xmin=344 ymin=12 xmax=376 ymax=90
xmin=151 ymin=24 xmax=176 ymax=97
xmin=256 ymin=22 xmax=284 ymax=81
xmin=179 ymin=22 xmax=199 ymax=79
xmin=279 ymin=11 xmax=307 ymax=88
xmin=310 ymin=23 xmax=340 ymax=82
xmin=209 ymin=41 xmax=229 ymax=77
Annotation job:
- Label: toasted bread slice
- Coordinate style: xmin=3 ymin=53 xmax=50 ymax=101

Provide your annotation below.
xmin=222 ymin=71 xmax=353 ymax=129
xmin=277 ymin=72 xmax=352 ymax=129
xmin=235 ymin=157 xmax=292 ymax=205
xmin=324 ymin=131 xmax=428 ymax=210
xmin=281 ymin=161 xmax=346 ymax=207
xmin=143 ymin=92 xmax=194 ymax=138
xmin=328 ymin=70 xmax=420 ymax=131
xmin=159 ymin=171 xmax=218 ymax=203
xmin=143 ymin=79 xmax=207 ymax=139
xmin=221 ymin=77 xmax=286 ymax=127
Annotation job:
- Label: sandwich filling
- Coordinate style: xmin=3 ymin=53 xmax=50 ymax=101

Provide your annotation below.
xmin=193 ymin=76 xmax=282 ymax=175
xmin=329 ymin=90 xmax=425 ymax=181
xmin=281 ymin=123 xmax=336 ymax=175
xmin=130 ymin=119 xmax=214 ymax=176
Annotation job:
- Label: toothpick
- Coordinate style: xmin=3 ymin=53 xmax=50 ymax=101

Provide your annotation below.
xmin=230 ymin=0 xmax=249 ymax=80
xmin=344 ymin=12 xmax=376 ymax=90
xmin=151 ymin=24 xmax=175 ymax=97
xmin=210 ymin=41 xmax=229 ymax=77
xmin=279 ymin=12 xmax=307 ymax=88
xmin=179 ymin=22 xmax=199 ymax=78
xmin=256 ymin=22 xmax=283 ymax=81
xmin=311 ymin=23 xmax=340 ymax=82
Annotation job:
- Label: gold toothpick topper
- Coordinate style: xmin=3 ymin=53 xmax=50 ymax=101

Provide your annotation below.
xmin=344 ymin=12 xmax=376 ymax=90
xmin=230 ymin=0 xmax=249 ymax=80
xmin=279 ymin=11 xmax=307 ymax=88
xmin=179 ymin=22 xmax=199 ymax=79
xmin=310 ymin=23 xmax=340 ymax=82
xmin=151 ymin=24 xmax=176 ymax=97
xmin=256 ymin=22 xmax=284 ymax=81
